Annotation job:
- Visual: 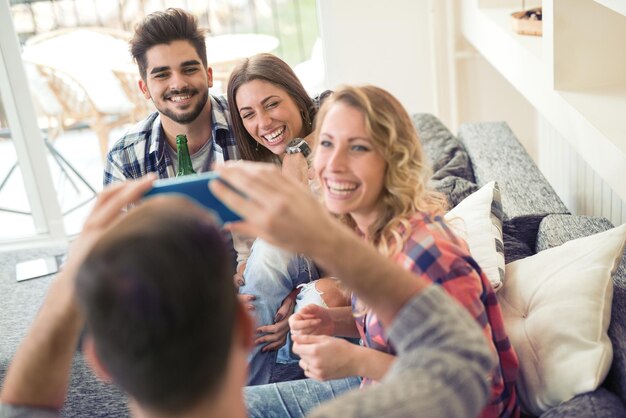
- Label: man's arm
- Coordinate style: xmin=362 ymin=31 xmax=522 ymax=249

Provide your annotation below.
xmin=212 ymin=162 xmax=433 ymax=325
xmin=0 ymin=270 xmax=82 ymax=410
xmin=0 ymin=176 xmax=156 ymax=410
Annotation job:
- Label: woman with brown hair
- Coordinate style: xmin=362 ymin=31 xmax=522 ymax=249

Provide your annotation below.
xmin=227 ymin=53 xmax=345 ymax=386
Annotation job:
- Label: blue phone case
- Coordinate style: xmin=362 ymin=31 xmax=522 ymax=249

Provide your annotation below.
xmin=143 ymin=172 xmax=243 ymax=224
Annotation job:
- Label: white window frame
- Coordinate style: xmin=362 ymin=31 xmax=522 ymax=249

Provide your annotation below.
xmin=0 ymin=0 xmax=67 ymax=249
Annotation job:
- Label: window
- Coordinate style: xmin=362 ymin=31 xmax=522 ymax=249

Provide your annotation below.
xmin=1 ymin=0 xmax=322 ymax=247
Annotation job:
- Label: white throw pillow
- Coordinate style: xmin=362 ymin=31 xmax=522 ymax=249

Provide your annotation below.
xmin=445 ymin=181 xmax=505 ymax=291
xmin=497 ymin=224 xmax=626 ymax=416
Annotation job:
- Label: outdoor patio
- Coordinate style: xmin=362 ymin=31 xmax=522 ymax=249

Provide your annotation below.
xmin=1 ymin=0 xmax=322 ymax=243
xmin=0 ymin=126 xmax=113 ymax=241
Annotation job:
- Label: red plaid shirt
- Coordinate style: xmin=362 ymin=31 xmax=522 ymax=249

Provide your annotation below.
xmin=353 ymin=212 xmax=520 ymax=418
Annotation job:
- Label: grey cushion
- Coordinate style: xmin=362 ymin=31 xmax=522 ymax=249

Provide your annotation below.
xmin=535 ymin=215 xmax=614 ymax=252
xmin=412 ymin=113 xmax=478 ymax=207
xmin=502 ymin=215 xmax=546 ymax=264
xmin=502 ymin=215 xmax=545 ymax=264
xmin=503 ymin=231 xmax=533 ymax=264
xmin=457 ymin=122 xmax=569 ymax=219
xmin=607 ymin=284 xmax=626 ymax=406
xmin=538 ymin=387 xmax=626 ymax=418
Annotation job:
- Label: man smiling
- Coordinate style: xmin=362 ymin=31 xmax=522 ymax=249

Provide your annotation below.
xmin=102 ymin=8 xmax=249 ymax=272
xmin=103 ymin=8 xmax=239 ymax=185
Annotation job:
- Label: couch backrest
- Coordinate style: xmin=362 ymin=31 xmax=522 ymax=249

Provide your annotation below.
xmin=457 ymin=122 xmax=569 ymax=220
xmin=412 ymin=113 xmax=478 ymax=208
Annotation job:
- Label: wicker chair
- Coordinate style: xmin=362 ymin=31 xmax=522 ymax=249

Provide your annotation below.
xmin=31 ymin=61 xmax=132 ymax=160
xmin=22 ymin=27 xmax=137 ymax=160
xmin=112 ymin=65 xmax=156 ymax=123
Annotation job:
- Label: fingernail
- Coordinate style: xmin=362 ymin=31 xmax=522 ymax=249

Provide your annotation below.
xmin=237 ymin=280 xmax=244 ymax=286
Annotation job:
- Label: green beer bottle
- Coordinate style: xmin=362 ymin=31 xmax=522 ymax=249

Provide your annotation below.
xmin=176 ymin=134 xmax=196 ymax=176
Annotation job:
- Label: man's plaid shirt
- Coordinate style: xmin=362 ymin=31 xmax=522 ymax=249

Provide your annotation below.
xmin=103 ymin=94 xmax=239 ymax=185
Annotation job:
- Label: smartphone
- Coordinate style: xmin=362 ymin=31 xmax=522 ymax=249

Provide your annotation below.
xmin=16 ymin=256 xmax=59 ymax=282
xmin=143 ymin=172 xmax=243 ymax=224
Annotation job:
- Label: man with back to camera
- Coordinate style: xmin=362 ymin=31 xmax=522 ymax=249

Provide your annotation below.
xmin=0 ymin=164 xmax=495 ymax=418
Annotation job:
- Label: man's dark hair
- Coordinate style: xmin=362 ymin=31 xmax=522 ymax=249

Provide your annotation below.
xmin=227 ymin=53 xmax=317 ymax=163
xmin=130 ymin=8 xmax=208 ymax=80
xmin=75 ymin=198 xmax=236 ymax=414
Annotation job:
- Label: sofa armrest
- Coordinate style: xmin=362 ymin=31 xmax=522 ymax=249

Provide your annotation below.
xmin=457 ymin=121 xmax=569 ymax=219
xmin=538 ymin=388 xmax=626 ymax=418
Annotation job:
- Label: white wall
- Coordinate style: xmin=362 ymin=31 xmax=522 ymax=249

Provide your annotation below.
xmin=455 ymin=0 xmax=626 ymax=225
xmin=316 ymin=0 xmax=626 ymax=226
xmin=316 ymin=0 xmax=535 ymax=149
xmin=455 ymin=44 xmax=539 ymax=159
xmin=316 ymin=0 xmax=436 ymax=115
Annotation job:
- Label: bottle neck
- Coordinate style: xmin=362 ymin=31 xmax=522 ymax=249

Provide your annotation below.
xmin=176 ymin=140 xmax=196 ymax=176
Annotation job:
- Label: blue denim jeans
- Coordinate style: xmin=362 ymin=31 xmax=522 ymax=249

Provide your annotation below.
xmin=245 ymin=376 xmax=362 ymax=418
xmin=241 ymin=239 xmax=320 ymax=385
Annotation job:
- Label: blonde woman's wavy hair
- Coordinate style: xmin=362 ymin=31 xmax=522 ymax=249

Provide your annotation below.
xmin=314 ymin=85 xmax=448 ymax=257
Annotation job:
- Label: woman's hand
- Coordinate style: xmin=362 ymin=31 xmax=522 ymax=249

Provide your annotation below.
xmin=281 ymin=152 xmax=309 ymax=186
xmin=289 ymin=304 xmax=335 ymax=336
xmin=237 ymin=293 xmax=255 ymax=311
xmin=211 ymin=162 xmax=339 ymax=257
xmin=294 ymin=334 xmax=396 ymax=382
xmin=233 ymin=262 xmax=246 ymax=289
xmin=254 ymin=294 xmax=296 ymax=352
xmin=293 ymin=334 xmax=358 ymax=381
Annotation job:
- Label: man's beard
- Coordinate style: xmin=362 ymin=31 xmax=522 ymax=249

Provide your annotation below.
xmin=156 ymin=87 xmax=209 ymax=124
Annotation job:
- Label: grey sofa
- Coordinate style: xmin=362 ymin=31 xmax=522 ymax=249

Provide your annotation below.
xmin=1 ymin=115 xmax=624 ymax=417
xmin=414 ymin=113 xmax=626 ymax=418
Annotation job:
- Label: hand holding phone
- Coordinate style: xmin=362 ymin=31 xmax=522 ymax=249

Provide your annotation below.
xmin=143 ymin=172 xmax=244 ymax=224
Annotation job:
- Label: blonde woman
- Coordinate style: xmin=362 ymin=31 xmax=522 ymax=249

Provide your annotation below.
xmin=243 ymin=85 xmax=520 ymax=418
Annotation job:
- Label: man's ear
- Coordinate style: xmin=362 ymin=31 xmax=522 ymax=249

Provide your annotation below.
xmin=138 ymin=79 xmax=151 ymax=100
xmin=235 ymin=298 xmax=254 ymax=350
xmin=206 ymin=66 xmax=214 ymax=89
xmin=83 ymin=335 xmax=114 ymax=384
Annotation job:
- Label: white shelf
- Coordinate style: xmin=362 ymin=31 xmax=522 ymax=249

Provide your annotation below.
xmin=594 ymin=0 xmax=626 ymax=16
xmin=560 ymin=88 xmax=626 ymax=156
xmin=481 ymin=7 xmax=542 ymax=61
xmin=460 ymin=0 xmax=626 ymax=202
